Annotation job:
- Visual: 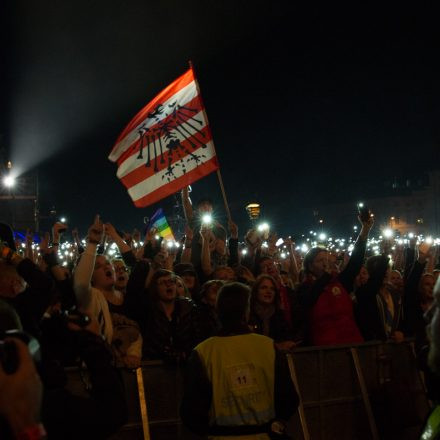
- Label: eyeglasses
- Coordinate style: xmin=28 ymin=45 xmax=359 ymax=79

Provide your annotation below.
xmin=157 ymin=278 xmax=177 ymax=287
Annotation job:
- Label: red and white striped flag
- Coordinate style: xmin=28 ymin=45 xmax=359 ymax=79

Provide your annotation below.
xmin=108 ymin=67 xmax=219 ymax=207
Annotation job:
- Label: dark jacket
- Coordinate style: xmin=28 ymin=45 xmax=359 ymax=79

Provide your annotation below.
xmin=196 ymin=301 xmax=221 ymax=342
xmin=248 ymin=307 xmax=294 ymax=342
xmin=7 ymin=258 xmax=56 ymax=339
xmin=124 ymin=259 xmax=200 ymax=361
xmin=355 ymin=256 xmax=404 ymax=341
xmin=142 ymin=296 xmax=199 ymax=361
xmin=42 ymin=331 xmax=127 ymax=440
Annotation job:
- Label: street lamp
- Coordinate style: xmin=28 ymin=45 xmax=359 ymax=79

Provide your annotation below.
xmin=245 ymin=203 xmax=261 ymax=222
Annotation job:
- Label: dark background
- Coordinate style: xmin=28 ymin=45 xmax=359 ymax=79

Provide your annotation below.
xmin=1 ymin=2 xmax=439 ymax=237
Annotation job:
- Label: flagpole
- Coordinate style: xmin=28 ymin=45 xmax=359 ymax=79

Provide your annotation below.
xmin=188 ymin=60 xmax=232 ymax=223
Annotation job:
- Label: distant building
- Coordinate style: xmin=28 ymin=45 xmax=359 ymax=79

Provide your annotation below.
xmin=315 ymin=170 xmax=440 ymax=236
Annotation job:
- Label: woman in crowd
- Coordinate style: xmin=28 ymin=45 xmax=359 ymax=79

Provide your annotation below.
xmin=249 ymin=274 xmax=297 ymax=351
xmin=197 ymin=279 xmax=224 ymax=340
xmin=298 ymin=215 xmax=373 ymax=346
xmin=355 ymin=255 xmax=404 ymax=342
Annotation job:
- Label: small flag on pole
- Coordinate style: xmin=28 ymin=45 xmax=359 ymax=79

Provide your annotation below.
xmin=109 ymin=67 xmax=219 ymax=208
xmin=148 ymin=208 xmax=175 ymax=242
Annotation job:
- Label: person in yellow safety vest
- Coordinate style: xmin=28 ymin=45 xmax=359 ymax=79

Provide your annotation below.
xmin=421 ymin=275 xmax=440 ymax=439
xmin=180 ymin=282 xmax=299 ymax=439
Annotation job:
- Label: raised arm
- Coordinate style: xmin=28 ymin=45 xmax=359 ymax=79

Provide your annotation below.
xmin=73 ymin=215 xmax=103 ymax=309
xmin=338 ymin=214 xmax=373 ymax=292
xmin=200 ymin=226 xmax=213 ymax=276
xmin=284 ymin=237 xmax=299 ymax=284
xmin=227 ymin=220 xmax=239 ymax=267
xmin=181 ymin=186 xmax=194 ymax=224
xmin=105 ymin=222 xmax=132 ymax=255
xmin=181 ymin=225 xmax=193 ymax=264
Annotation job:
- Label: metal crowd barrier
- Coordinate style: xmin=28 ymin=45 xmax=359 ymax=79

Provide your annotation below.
xmin=65 ymin=340 xmax=431 ymax=440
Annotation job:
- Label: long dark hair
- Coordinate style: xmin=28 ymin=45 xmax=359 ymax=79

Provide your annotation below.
xmin=250 ymin=274 xmax=280 ymax=309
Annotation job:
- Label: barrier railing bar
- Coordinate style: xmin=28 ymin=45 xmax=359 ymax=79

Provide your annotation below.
xmin=136 ymin=367 xmax=151 ymax=440
xmin=287 ymin=354 xmax=311 ymax=440
xmin=350 ymin=348 xmax=379 ymax=440
xmin=301 ymin=395 xmax=363 ymax=407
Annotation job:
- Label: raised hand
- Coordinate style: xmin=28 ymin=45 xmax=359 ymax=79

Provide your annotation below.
xmin=87 ymin=215 xmax=104 ymax=245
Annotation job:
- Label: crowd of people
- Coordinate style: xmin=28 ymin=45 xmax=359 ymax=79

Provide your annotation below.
xmin=1 ymin=187 xmax=440 ymax=438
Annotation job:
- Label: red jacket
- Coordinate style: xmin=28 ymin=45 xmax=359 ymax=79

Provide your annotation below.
xmin=307 ymin=276 xmax=363 ymax=346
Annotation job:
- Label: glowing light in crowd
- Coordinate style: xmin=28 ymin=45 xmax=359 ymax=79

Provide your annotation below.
xmin=425 ymin=236 xmax=433 ymax=244
xmin=301 ymin=244 xmax=309 ymax=253
xmin=258 ymin=222 xmax=269 ymax=232
xmin=155 ymin=235 xmax=160 ymax=240
xmin=318 ymin=233 xmax=327 ymax=241
xmin=280 ymin=252 xmax=287 ymax=259
xmin=60 ymin=217 xmax=67 ymax=223
xmin=383 ymin=229 xmax=393 ymax=239
xmin=275 ymin=238 xmax=284 ymax=247
xmin=202 ymin=214 xmax=213 ymax=225
xmin=241 ymin=249 xmax=248 ymax=255
xmin=3 ymin=175 xmax=15 ymax=187
xmin=408 ymin=232 xmax=415 ymax=239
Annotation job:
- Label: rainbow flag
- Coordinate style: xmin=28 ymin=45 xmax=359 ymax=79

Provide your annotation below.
xmin=149 ymin=208 xmax=175 ymax=241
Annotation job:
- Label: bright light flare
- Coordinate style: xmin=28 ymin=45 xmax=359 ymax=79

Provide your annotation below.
xmin=202 ymin=214 xmax=213 ymax=225
xmin=275 ymin=238 xmax=284 ymax=247
xmin=318 ymin=233 xmax=327 ymax=241
xmin=258 ymin=222 xmax=269 ymax=232
xmin=383 ymin=228 xmax=394 ymax=239
xmin=3 ymin=175 xmax=15 ymax=187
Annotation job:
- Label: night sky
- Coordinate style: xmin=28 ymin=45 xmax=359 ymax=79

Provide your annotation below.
xmin=1 ymin=2 xmax=439 ymax=237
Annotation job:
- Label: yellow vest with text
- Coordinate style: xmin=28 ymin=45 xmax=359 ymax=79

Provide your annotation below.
xmin=421 ymin=405 xmax=440 ymax=440
xmin=195 ymin=333 xmax=276 ymax=440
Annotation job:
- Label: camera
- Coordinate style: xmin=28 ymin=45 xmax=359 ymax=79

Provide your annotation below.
xmin=0 ymin=330 xmax=41 ymax=374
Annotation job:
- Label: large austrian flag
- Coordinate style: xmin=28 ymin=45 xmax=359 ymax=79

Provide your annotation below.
xmin=108 ymin=68 xmax=219 ymax=207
